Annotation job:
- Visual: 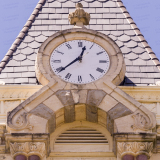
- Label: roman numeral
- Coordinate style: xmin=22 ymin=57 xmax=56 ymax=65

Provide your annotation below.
xmin=78 ymin=76 xmax=82 ymax=82
xmin=65 ymin=73 xmax=72 ymax=79
xmin=66 ymin=44 xmax=72 ymax=49
xmin=90 ymin=44 xmax=94 ymax=49
xmin=90 ymin=74 xmax=95 ymax=80
xmin=96 ymin=67 xmax=104 ymax=73
xmin=99 ymin=60 xmax=108 ymax=63
xmin=52 ymin=60 xmax=61 ymax=63
xmin=56 ymin=67 xmax=63 ymax=72
xmin=55 ymin=50 xmax=64 ymax=55
xmin=97 ymin=51 xmax=105 ymax=55
xmin=78 ymin=42 xmax=83 ymax=47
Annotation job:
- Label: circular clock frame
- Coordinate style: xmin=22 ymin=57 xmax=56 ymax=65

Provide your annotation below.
xmin=50 ymin=39 xmax=110 ymax=84
xmin=36 ymin=28 xmax=125 ymax=87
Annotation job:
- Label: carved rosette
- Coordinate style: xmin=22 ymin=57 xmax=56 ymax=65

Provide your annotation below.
xmin=68 ymin=3 xmax=90 ymax=26
xmin=10 ymin=142 xmax=45 ymax=158
xmin=117 ymin=142 xmax=153 ymax=158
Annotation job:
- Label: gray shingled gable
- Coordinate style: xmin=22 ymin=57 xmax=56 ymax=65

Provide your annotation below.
xmin=0 ymin=0 xmax=160 ymax=86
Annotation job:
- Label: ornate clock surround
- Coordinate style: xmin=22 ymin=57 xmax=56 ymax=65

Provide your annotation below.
xmin=36 ymin=28 xmax=126 ymax=87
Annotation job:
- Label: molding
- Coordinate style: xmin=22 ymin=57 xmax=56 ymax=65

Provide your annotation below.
xmin=119 ymin=86 xmax=160 ymax=102
xmin=0 ymin=85 xmax=42 ymax=100
xmin=49 ymin=152 xmax=115 ymax=157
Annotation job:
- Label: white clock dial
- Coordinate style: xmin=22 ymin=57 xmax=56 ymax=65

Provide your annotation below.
xmin=50 ymin=40 xmax=110 ymax=84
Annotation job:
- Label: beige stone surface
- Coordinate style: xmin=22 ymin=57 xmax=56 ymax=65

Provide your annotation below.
xmin=99 ymin=94 xmax=118 ymax=112
xmin=114 ymin=115 xmax=135 ymax=133
xmin=150 ymin=153 xmax=160 ymax=160
xmin=43 ymin=95 xmax=64 ymax=112
xmin=71 ymin=90 xmax=88 ymax=104
xmin=75 ymin=104 xmax=86 ymax=121
xmin=142 ymin=103 xmax=157 ymax=114
xmin=28 ymin=115 xmax=48 ymax=133
xmin=94 ymin=79 xmax=114 ymax=95
xmin=55 ymin=108 xmax=64 ymax=127
xmin=98 ymin=109 xmax=107 ymax=127
xmin=53 ymin=144 xmax=110 ymax=152
xmin=48 ymin=157 xmax=116 ymax=160
xmin=0 ymin=155 xmax=13 ymax=160
xmin=110 ymin=91 xmax=137 ymax=112
xmin=24 ymin=88 xmax=54 ymax=112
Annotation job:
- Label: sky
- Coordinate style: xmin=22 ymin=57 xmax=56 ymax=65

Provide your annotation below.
xmin=0 ymin=0 xmax=160 ymax=61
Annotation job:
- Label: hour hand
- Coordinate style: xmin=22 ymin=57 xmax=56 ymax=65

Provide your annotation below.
xmin=79 ymin=46 xmax=86 ymax=61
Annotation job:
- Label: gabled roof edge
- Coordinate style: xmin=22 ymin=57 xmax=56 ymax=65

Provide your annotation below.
xmin=0 ymin=0 xmax=46 ymax=73
xmin=117 ymin=0 xmax=160 ymax=71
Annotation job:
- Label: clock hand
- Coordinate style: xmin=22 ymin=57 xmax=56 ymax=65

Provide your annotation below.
xmin=58 ymin=47 xmax=86 ymax=72
xmin=79 ymin=46 xmax=86 ymax=62
xmin=58 ymin=56 xmax=80 ymax=73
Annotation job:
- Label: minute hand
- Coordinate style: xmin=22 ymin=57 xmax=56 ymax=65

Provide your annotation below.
xmin=58 ymin=56 xmax=80 ymax=73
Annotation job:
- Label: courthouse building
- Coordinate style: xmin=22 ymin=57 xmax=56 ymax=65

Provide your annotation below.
xmin=0 ymin=0 xmax=160 ymax=159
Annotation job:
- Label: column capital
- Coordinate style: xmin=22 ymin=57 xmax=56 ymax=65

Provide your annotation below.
xmin=5 ymin=133 xmax=49 ymax=159
xmin=117 ymin=142 xmax=153 ymax=158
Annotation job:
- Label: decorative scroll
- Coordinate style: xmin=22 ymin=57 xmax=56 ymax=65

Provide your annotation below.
xmin=8 ymin=112 xmax=33 ymax=131
xmin=10 ymin=142 xmax=45 ymax=158
xmin=117 ymin=142 xmax=153 ymax=158
xmin=132 ymin=112 xmax=153 ymax=131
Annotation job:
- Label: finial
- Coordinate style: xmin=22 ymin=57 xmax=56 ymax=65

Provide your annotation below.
xmin=68 ymin=3 xmax=90 ymax=28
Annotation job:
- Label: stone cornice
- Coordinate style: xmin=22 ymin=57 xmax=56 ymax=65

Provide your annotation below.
xmin=119 ymin=86 xmax=160 ymax=102
xmin=0 ymin=85 xmax=42 ymax=100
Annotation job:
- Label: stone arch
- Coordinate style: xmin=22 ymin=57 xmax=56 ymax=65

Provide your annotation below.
xmin=50 ymin=121 xmax=113 ymax=153
xmin=7 ymin=88 xmax=156 ymax=134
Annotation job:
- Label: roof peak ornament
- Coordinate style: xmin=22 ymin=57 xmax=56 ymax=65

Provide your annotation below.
xmin=68 ymin=3 xmax=90 ymax=29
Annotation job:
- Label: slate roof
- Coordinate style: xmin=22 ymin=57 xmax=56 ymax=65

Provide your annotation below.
xmin=0 ymin=0 xmax=160 ymax=86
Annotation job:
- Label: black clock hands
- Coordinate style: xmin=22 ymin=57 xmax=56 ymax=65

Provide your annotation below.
xmin=58 ymin=46 xmax=86 ymax=73
xmin=79 ymin=46 xmax=86 ymax=62
xmin=58 ymin=57 xmax=80 ymax=73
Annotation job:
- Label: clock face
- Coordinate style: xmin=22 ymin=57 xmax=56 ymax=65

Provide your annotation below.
xmin=50 ymin=40 xmax=110 ymax=84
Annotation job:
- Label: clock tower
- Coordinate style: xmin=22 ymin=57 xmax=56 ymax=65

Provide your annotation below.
xmin=0 ymin=1 xmax=158 ymax=160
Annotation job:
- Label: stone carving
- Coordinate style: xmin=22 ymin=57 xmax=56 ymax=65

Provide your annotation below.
xmin=0 ymin=146 xmax=5 ymax=154
xmin=68 ymin=3 xmax=90 ymax=27
xmin=132 ymin=112 xmax=152 ymax=131
xmin=117 ymin=142 xmax=153 ymax=157
xmin=8 ymin=112 xmax=33 ymax=131
xmin=10 ymin=142 xmax=45 ymax=158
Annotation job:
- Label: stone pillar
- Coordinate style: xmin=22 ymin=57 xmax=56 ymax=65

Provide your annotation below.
xmin=122 ymin=155 xmax=134 ymax=160
xmin=15 ymin=155 xmax=27 ymax=160
xmin=136 ymin=155 xmax=148 ymax=160
xmin=29 ymin=155 xmax=40 ymax=160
